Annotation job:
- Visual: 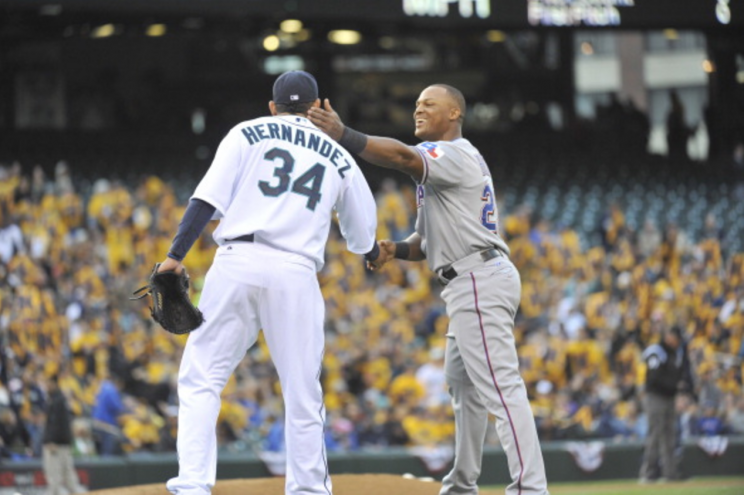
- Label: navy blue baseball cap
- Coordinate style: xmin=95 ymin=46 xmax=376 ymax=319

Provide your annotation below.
xmin=273 ymin=70 xmax=318 ymax=105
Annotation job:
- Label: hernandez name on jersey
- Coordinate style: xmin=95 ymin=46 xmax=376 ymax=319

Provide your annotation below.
xmin=241 ymin=119 xmax=352 ymax=180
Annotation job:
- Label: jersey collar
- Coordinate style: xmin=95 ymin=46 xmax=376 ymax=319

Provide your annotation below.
xmin=276 ymin=114 xmax=314 ymax=127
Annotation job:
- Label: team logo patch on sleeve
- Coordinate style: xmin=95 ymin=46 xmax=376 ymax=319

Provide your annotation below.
xmin=419 ymin=142 xmax=445 ymax=160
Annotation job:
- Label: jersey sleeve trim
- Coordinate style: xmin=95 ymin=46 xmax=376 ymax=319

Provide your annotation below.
xmin=190 ymin=192 xmax=226 ymax=218
xmin=414 ymin=146 xmax=430 ymax=184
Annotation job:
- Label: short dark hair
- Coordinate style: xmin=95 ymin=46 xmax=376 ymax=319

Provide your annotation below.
xmin=275 ymin=101 xmax=315 ymax=116
xmin=432 ymin=84 xmax=466 ymax=122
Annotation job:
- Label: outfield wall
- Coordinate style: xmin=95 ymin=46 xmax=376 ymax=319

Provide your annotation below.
xmin=1 ymin=438 xmax=741 ymax=492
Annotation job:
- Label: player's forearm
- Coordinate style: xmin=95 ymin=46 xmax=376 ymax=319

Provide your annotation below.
xmin=338 ymin=127 xmax=424 ymax=181
xmin=167 ymin=198 xmax=215 ymax=261
xmin=358 ymin=137 xmax=423 ymax=181
xmin=396 ymin=232 xmax=426 ymax=261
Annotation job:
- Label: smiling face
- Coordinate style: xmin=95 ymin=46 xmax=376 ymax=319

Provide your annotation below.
xmin=413 ymin=85 xmax=462 ymax=142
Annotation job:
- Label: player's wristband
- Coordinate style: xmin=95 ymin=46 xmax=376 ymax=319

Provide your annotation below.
xmin=394 ymin=242 xmax=410 ymax=260
xmin=166 ymin=251 xmax=184 ymax=262
xmin=338 ymin=126 xmax=368 ymax=154
xmin=364 ymin=242 xmax=380 ymax=262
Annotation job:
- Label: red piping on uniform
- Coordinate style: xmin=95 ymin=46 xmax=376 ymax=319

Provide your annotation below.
xmin=414 ymin=146 xmax=430 ymax=184
xmin=470 ymin=272 xmax=524 ymax=495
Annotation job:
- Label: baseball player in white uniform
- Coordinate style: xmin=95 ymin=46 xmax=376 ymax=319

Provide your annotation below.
xmin=309 ymin=85 xmax=549 ymax=495
xmin=157 ymin=71 xmax=379 ymax=494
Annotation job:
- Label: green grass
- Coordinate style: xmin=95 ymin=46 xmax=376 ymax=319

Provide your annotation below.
xmin=483 ymin=477 xmax=744 ymax=495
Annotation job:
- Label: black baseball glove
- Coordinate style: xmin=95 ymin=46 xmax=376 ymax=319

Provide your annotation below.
xmin=131 ymin=263 xmax=204 ymax=335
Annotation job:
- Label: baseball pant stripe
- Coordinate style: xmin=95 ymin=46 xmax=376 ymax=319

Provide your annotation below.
xmin=470 ymin=272 xmax=524 ymax=495
xmin=316 ymin=355 xmax=332 ymax=495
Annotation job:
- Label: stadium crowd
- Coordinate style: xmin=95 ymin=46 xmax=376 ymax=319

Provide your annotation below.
xmin=0 ymin=155 xmax=742 ymax=461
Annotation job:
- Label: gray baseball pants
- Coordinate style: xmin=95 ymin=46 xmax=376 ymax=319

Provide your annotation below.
xmin=640 ymin=392 xmax=677 ymax=480
xmin=438 ymin=253 xmax=548 ymax=495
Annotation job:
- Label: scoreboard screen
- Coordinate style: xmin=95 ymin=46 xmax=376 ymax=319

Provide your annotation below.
xmin=3 ymin=0 xmax=743 ymax=29
xmin=305 ymin=0 xmax=743 ymax=29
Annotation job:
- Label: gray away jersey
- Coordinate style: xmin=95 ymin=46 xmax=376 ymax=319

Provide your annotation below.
xmin=413 ymin=138 xmax=510 ymax=273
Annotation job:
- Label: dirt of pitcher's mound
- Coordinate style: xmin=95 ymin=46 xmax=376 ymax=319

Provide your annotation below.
xmin=87 ymin=473 xmax=500 ymax=495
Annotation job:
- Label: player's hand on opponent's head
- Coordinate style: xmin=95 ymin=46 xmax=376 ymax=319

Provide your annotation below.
xmin=367 ymin=240 xmax=396 ymax=271
xmin=308 ymin=99 xmax=345 ymax=141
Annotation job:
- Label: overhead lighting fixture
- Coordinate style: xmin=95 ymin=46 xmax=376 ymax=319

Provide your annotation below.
xmin=263 ymin=35 xmax=280 ymax=52
xmin=146 ymin=24 xmax=167 ymax=37
xmin=278 ymin=31 xmax=297 ymax=47
xmin=486 ymin=30 xmax=506 ymax=43
xmin=328 ymin=30 xmax=361 ymax=45
xmin=280 ymin=19 xmax=303 ymax=34
xmin=91 ymin=24 xmax=115 ymax=39
xmin=663 ymin=29 xmax=678 ymax=40
xmin=295 ymin=29 xmax=312 ymax=42
xmin=702 ymin=59 xmax=715 ymax=73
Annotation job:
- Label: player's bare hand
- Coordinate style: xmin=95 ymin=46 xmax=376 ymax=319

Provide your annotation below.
xmin=367 ymin=240 xmax=396 ymax=271
xmin=158 ymin=257 xmax=183 ymax=274
xmin=308 ymin=99 xmax=345 ymax=141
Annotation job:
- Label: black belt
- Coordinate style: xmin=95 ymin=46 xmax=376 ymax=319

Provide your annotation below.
xmin=228 ymin=234 xmax=254 ymax=243
xmin=440 ymin=248 xmax=502 ymax=282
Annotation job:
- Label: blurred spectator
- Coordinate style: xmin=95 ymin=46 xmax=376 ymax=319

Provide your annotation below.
xmin=666 ymin=90 xmax=693 ymax=163
xmin=384 ymin=406 xmax=412 ymax=446
xmin=677 ymin=393 xmax=699 ymax=443
xmin=696 ymin=403 xmax=727 ymax=437
xmin=0 ymin=203 xmax=24 ymax=264
xmin=607 ymin=399 xmax=646 ymax=441
xmin=637 ymin=219 xmax=661 ymax=260
xmin=326 ymin=409 xmax=359 ymax=452
xmin=26 ymin=407 xmax=46 ymax=457
xmin=121 ymin=400 xmax=164 ymax=453
xmin=625 ymin=98 xmax=650 ymax=157
xmin=42 ymin=374 xmax=85 ymax=494
xmin=157 ymin=414 xmax=178 ymax=453
xmin=71 ymin=419 xmax=96 ymax=457
xmin=0 ymin=407 xmax=32 ymax=459
xmin=263 ymin=414 xmax=284 ymax=453
xmin=696 ymin=363 xmax=723 ymax=411
xmin=90 ymin=375 xmax=126 ymax=456
xmin=726 ymin=395 xmax=744 ymax=435
xmin=732 ymin=142 xmax=744 ymax=171
xmin=388 ymin=362 xmax=425 ymax=409
xmin=599 ymin=202 xmax=625 ymax=250
xmin=415 ymin=347 xmax=447 ymax=408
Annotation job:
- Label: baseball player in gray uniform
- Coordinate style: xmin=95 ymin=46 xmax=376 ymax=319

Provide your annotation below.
xmin=309 ymin=84 xmax=548 ymax=495
xmin=157 ymin=71 xmax=380 ymax=494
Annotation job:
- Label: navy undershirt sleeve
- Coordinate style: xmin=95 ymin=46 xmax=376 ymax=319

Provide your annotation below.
xmin=167 ymin=198 xmax=217 ymax=261
xmin=363 ymin=241 xmax=380 ymax=262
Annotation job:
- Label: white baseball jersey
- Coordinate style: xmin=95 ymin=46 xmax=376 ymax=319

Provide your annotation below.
xmin=192 ymin=114 xmax=377 ymax=270
xmin=167 ymin=114 xmax=377 ymax=495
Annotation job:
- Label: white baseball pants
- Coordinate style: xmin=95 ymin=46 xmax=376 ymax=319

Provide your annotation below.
xmin=166 ymin=242 xmax=332 ymax=495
